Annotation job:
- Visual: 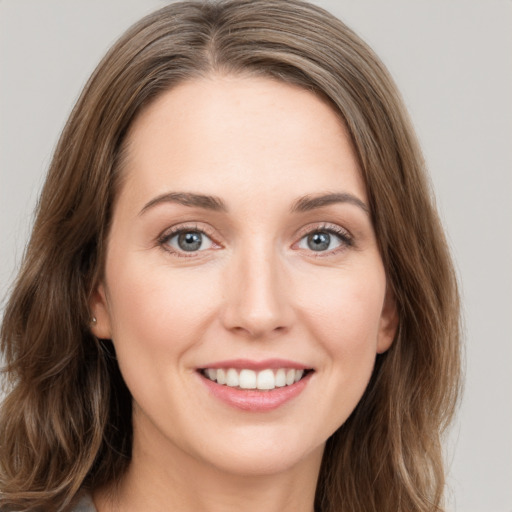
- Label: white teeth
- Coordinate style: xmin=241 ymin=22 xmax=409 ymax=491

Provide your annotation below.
xmin=216 ymin=368 xmax=226 ymax=385
xmin=239 ymin=369 xmax=257 ymax=389
xmin=257 ymin=369 xmax=275 ymax=390
xmin=206 ymin=368 xmax=217 ymax=381
xmin=275 ymin=368 xmax=286 ymax=387
xmin=226 ymin=368 xmax=239 ymax=387
xmin=203 ymin=367 xmax=308 ymax=390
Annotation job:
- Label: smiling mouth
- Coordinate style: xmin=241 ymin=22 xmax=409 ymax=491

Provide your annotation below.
xmin=199 ymin=367 xmax=313 ymax=391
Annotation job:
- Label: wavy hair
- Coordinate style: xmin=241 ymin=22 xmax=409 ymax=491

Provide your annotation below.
xmin=0 ymin=1 xmax=461 ymax=510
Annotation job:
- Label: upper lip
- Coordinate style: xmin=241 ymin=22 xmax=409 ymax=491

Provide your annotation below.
xmin=198 ymin=358 xmax=312 ymax=371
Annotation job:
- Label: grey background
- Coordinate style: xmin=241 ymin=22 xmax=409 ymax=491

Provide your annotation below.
xmin=1 ymin=1 xmax=511 ymax=511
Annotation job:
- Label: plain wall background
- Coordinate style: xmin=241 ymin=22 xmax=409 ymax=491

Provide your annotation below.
xmin=1 ymin=1 xmax=511 ymax=511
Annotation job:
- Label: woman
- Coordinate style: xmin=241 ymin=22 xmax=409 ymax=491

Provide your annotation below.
xmin=0 ymin=1 xmax=461 ymax=511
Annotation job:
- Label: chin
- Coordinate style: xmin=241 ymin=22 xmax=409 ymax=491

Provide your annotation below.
xmin=180 ymin=421 xmax=327 ymax=478
xmin=206 ymin=440 xmax=324 ymax=477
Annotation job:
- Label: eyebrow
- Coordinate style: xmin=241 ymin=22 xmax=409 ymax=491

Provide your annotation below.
xmin=290 ymin=192 xmax=369 ymax=215
xmin=139 ymin=192 xmax=227 ymax=215
xmin=138 ymin=191 xmax=369 ymax=216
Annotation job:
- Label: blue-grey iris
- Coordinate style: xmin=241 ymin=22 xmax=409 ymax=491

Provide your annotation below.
xmin=308 ymin=232 xmax=330 ymax=251
xmin=178 ymin=232 xmax=203 ymax=251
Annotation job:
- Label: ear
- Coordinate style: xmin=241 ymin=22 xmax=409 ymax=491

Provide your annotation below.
xmin=376 ymin=285 xmax=399 ymax=354
xmin=89 ymin=282 xmax=112 ymax=339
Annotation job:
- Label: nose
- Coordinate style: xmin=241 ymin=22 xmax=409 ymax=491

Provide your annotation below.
xmin=220 ymin=243 xmax=293 ymax=339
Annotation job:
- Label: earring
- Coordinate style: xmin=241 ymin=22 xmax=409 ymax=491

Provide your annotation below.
xmin=91 ymin=317 xmax=97 ymax=324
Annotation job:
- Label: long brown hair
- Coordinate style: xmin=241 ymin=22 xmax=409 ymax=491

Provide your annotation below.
xmin=0 ymin=1 xmax=461 ymax=510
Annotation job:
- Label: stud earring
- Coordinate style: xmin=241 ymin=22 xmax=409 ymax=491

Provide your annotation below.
xmin=91 ymin=317 xmax=97 ymax=324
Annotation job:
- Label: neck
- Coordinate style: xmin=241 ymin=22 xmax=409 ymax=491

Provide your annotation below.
xmin=94 ymin=411 xmax=323 ymax=512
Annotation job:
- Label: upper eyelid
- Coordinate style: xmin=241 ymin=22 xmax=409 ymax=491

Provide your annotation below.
xmin=159 ymin=223 xmax=217 ymax=240
xmin=294 ymin=222 xmax=352 ymax=240
xmin=158 ymin=221 xmax=350 ymax=236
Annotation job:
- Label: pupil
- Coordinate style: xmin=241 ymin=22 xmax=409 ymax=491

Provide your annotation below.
xmin=178 ymin=232 xmax=202 ymax=251
xmin=308 ymin=232 xmax=330 ymax=251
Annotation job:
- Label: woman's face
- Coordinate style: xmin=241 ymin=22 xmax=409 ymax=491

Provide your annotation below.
xmin=91 ymin=76 xmax=397 ymax=477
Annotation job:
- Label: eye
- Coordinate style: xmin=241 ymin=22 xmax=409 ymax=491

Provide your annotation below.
xmin=297 ymin=227 xmax=351 ymax=253
xmin=163 ymin=229 xmax=214 ymax=253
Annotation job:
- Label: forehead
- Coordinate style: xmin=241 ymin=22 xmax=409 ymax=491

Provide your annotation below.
xmin=119 ymin=75 xmax=366 ymax=210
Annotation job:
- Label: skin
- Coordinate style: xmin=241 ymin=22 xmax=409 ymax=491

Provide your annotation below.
xmin=90 ymin=75 xmax=397 ymax=512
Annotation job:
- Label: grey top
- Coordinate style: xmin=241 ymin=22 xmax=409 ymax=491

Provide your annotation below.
xmin=71 ymin=494 xmax=97 ymax=512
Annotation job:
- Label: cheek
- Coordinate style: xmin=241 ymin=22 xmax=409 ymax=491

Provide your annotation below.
xmin=105 ymin=255 xmax=222 ymax=357
xmin=302 ymin=264 xmax=387 ymax=422
xmin=296 ymin=263 xmax=387 ymax=360
xmin=104 ymin=256 xmax=225 ymax=415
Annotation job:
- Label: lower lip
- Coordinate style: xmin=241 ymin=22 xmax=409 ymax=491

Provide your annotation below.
xmin=199 ymin=372 xmax=312 ymax=412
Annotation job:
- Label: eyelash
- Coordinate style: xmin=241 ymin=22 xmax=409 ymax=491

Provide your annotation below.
xmin=157 ymin=224 xmax=219 ymax=258
xmin=294 ymin=223 xmax=353 ymax=257
xmin=157 ymin=223 xmax=353 ymax=258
